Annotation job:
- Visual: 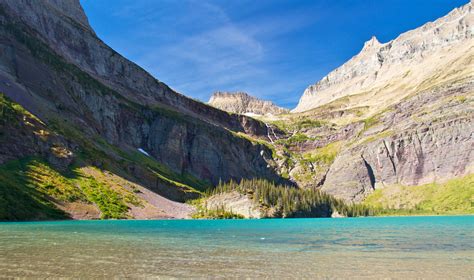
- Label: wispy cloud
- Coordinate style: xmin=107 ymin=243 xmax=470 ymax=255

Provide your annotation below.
xmin=84 ymin=0 xmax=322 ymax=107
xmin=84 ymin=0 xmax=464 ymax=108
xmin=128 ymin=1 xmax=270 ymax=99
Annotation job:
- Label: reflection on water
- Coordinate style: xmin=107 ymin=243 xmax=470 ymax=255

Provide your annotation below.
xmin=0 ymin=216 xmax=473 ymax=278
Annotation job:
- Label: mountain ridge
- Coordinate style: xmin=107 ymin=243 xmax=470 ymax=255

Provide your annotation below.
xmin=0 ymin=0 xmax=472 ymax=220
xmin=0 ymin=0 xmax=288 ymax=220
xmin=209 ymin=91 xmax=289 ymax=116
xmin=293 ymin=1 xmax=474 ymax=113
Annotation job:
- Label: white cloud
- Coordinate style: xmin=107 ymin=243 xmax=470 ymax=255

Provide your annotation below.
xmin=93 ymin=0 xmax=319 ymax=107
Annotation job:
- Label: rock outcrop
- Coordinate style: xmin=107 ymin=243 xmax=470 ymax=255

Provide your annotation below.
xmin=0 ymin=0 xmax=283 ymax=187
xmin=275 ymin=2 xmax=474 ymax=204
xmin=0 ymin=0 xmax=289 ymax=219
xmin=293 ymin=1 xmax=474 ymax=113
xmin=209 ymin=92 xmax=289 ymax=116
xmin=321 ymin=81 xmax=474 ymax=202
xmin=205 ymin=191 xmax=262 ymax=218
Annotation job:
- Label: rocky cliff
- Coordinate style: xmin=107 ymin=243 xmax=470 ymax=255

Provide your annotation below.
xmin=209 ymin=91 xmax=289 ymax=116
xmin=0 ymin=0 xmax=286 ymax=220
xmin=293 ymin=2 xmax=474 ymax=113
xmin=268 ymin=2 xmax=473 ymax=206
xmin=0 ymin=0 xmax=472 ymax=219
xmin=321 ymin=81 xmax=474 ymax=202
xmin=0 ymin=0 xmax=284 ymax=183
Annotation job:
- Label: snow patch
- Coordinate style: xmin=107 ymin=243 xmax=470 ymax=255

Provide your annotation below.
xmin=138 ymin=148 xmax=151 ymax=157
xmin=243 ymin=112 xmax=262 ymax=117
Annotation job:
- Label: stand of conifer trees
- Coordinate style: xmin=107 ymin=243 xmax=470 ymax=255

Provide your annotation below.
xmin=208 ymin=178 xmax=376 ymax=218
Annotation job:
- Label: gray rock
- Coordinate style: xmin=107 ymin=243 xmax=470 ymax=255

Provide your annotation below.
xmin=209 ymin=91 xmax=289 ymax=116
xmin=0 ymin=0 xmax=285 ymax=195
xmin=322 ymin=83 xmax=474 ymax=202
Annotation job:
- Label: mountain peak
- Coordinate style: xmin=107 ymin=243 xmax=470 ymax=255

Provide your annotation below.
xmin=362 ymin=36 xmax=382 ymax=51
xmin=209 ymin=91 xmax=289 ymax=116
xmin=46 ymin=0 xmax=92 ymax=31
xmin=2 ymin=0 xmax=94 ymax=34
xmin=293 ymin=1 xmax=473 ymax=113
xmin=212 ymin=91 xmax=251 ymax=99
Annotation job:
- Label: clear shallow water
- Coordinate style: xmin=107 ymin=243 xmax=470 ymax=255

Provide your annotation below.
xmin=0 ymin=216 xmax=472 ymax=279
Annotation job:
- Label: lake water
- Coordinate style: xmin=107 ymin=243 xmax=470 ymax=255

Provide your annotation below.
xmin=0 ymin=216 xmax=472 ymax=278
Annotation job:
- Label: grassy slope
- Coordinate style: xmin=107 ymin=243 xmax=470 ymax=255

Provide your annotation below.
xmin=0 ymin=93 xmax=205 ymax=220
xmin=364 ymin=174 xmax=474 ymax=215
xmin=0 ymin=157 xmax=142 ymax=220
xmin=1 ymin=12 xmax=211 ymax=196
xmin=0 ymin=158 xmax=70 ymax=220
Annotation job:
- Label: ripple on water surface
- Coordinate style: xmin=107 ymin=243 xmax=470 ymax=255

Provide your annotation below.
xmin=0 ymin=216 xmax=473 ymax=278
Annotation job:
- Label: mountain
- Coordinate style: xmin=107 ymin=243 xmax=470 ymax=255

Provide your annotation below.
xmin=0 ymin=0 xmax=287 ymax=220
xmin=0 ymin=0 xmax=472 ymax=220
xmin=293 ymin=2 xmax=474 ymax=113
xmin=209 ymin=92 xmax=289 ymax=116
xmin=196 ymin=1 xmax=473 ymax=215
xmin=268 ymin=1 xmax=473 ymax=207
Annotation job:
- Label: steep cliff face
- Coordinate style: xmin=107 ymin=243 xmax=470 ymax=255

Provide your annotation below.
xmin=268 ymin=2 xmax=474 ymax=205
xmin=0 ymin=93 xmax=196 ymax=220
xmin=209 ymin=92 xmax=289 ymax=116
xmin=275 ymin=77 xmax=473 ymax=205
xmin=321 ymin=81 xmax=474 ymax=202
xmin=293 ymin=2 xmax=474 ymax=113
xmin=1 ymin=0 xmax=472 ymax=219
xmin=0 ymin=0 xmax=269 ymax=136
xmin=0 ymin=0 xmax=287 ymax=219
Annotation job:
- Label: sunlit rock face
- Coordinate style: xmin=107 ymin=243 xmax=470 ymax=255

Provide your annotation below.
xmin=209 ymin=92 xmax=289 ymax=116
xmin=285 ymin=2 xmax=474 ymax=203
xmin=293 ymin=2 xmax=474 ymax=113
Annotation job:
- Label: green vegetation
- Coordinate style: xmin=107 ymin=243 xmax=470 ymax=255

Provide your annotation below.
xmin=281 ymin=142 xmax=343 ymax=186
xmin=362 ymin=115 xmax=379 ymax=130
xmin=208 ymin=179 xmax=375 ymax=218
xmin=0 ymin=92 xmax=207 ymax=220
xmin=356 ymin=107 xmax=394 ymax=137
xmin=47 ymin=116 xmax=208 ymax=196
xmin=271 ymin=117 xmax=324 ymax=133
xmin=282 ymin=133 xmax=311 ymax=145
xmin=2 ymin=11 xmax=291 ymax=209
xmin=188 ymin=198 xmax=244 ymax=219
xmin=274 ymin=133 xmax=321 ymax=149
xmin=0 ymin=157 xmax=146 ymax=220
xmin=302 ymin=141 xmax=342 ymax=165
xmin=0 ymin=12 xmax=209 ymax=202
xmin=359 ymin=130 xmax=394 ymax=145
xmin=75 ymin=172 xmax=129 ymax=219
xmin=456 ymin=96 xmax=467 ymax=103
xmin=2 ymin=21 xmax=217 ymax=194
xmin=364 ymin=174 xmax=474 ymax=215
xmin=192 ymin=207 xmax=244 ymax=219
xmin=0 ymin=158 xmax=71 ymax=220
xmin=113 ymin=146 xmax=208 ymax=194
xmin=0 ymin=94 xmax=18 ymax=124
xmin=0 ymin=93 xmax=40 ymax=126
xmin=232 ymin=131 xmax=278 ymax=158
xmin=24 ymin=160 xmax=86 ymax=202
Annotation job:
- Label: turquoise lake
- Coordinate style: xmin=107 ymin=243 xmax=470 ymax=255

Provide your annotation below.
xmin=0 ymin=216 xmax=472 ymax=278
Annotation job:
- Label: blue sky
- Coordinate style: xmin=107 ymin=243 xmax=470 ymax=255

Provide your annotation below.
xmin=81 ymin=0 xmax=468 ymax=109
